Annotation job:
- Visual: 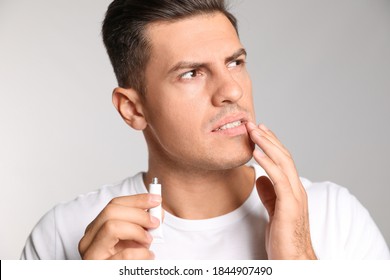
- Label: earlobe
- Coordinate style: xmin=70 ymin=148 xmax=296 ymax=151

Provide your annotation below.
xmin=112 ymin=87 xmax=147 ymax=130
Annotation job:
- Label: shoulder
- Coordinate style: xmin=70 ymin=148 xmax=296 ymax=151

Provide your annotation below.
xmin=300 ymin=178 xmax=372 ymax=230
xmin=52 ymin=172 xmax=146 ymax=225
xmin=301 ymin=178 xmax=358 ymax=214
xmin=21 ymin=172 xmax=146 ymax=259
xmin=56 ymin=172 xmax=146 ymax=216
xmin=301 ymin=178 xmax=390 ymax=259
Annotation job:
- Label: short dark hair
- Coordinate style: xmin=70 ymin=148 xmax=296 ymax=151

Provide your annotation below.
xmin=102 ymin=0 xmax=238 ymax=95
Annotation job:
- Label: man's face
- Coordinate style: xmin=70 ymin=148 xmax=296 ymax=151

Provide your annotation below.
xmin=142 ymin=12 xmax=255 ymax=171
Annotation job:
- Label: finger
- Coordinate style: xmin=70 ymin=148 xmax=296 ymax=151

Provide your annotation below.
xmin=82 ymin=220 xmax=152 ymax=260
xmin=253 ymin=149 xmax=294 ymax=198
xmin=80 ymin=194 xmax=161 ymax=250
xmin=251 ymin=130 xmax=298 ymax=183
xmin=256 ymin=176 xmax=276 ymax=217
xmin=254 ymin=145 xmax=303 ymax=201
xmin=80 ymin=204 xmax=160 ymax=254
xmin=109 ymin=247 xmax=155 ymax=260
xmin=109 ymin=193 xmax=162 ymax=210
xmin=114 ymin=237 xmax=153 ymax=252
xmin=257 ymin=123 xmax=292 ymax=158
xmin=246 ymin=122 xmax=290 ymax=158
xmin=252 ymin=123 xmax=307 ymax=198
xmin=256 ymin=133 xmax=306 ymax=198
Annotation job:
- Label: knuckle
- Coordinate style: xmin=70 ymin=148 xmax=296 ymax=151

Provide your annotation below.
xmin=102 ymin=220 xmax=119 ymax=236
xmin=84 ymin=222 xmax=93 ymax=234
xmin=276 ymin=172 xmax=289 ymax=185
xmin=108 ymin=197 xmax=120 ymax=205
xmin=102 ymin=203 xmax=116 ymax=218
xmin=78 ymin=237 xmax=87 ymax=255
xmin=285 ymin=160 xmax=296 ymax=171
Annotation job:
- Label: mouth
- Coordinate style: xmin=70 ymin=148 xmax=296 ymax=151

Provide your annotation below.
xmin=210 ymin=113 xmax=249 ymax=136
xmin=212 ymin=120 xmax=245 ymax=132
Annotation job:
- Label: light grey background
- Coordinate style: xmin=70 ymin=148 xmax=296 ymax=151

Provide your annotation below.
xmin=0 ymin=0 xmax=389 ymax=259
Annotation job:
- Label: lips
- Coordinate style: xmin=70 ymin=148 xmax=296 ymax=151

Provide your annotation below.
xmin=213 ymin=120 xmax=243 ymax=131
xmin=211 ymin=112 xmax=249 ymax=133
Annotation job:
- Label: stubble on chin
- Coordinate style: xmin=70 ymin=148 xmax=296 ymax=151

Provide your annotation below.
xmin=200 ymin=138 xmax=255 ymax=171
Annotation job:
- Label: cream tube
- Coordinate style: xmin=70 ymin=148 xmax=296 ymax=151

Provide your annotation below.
xmin=148 ymin=177 xmax=164 ymax=243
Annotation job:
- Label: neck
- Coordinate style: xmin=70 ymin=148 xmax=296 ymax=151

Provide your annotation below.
xmin=144 ymin=161 xmax=255 ymax=220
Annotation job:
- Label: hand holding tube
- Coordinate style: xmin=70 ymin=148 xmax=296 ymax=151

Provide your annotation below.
xmin=148 ymin=177 xmax=164 ymax=243
xmin=78 ymin=193 xmax=161 ymax=260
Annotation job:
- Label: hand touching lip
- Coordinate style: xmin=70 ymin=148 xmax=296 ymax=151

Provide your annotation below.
xmin=245 ymin=121 xmax=317 ymax=260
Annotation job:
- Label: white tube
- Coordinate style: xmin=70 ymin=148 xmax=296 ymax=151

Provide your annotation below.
xmin=148 ymin=177 xmax=164 ymax=243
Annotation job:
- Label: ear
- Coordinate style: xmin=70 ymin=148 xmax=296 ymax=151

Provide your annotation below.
xmin=112 ymin=87 xmax=147 ymax=130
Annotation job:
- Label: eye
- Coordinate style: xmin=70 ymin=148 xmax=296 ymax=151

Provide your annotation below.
xmin=227 ymin=59 xmax=246 ymax=69
xmin=179 ymin=70 xmax=199 ymax=80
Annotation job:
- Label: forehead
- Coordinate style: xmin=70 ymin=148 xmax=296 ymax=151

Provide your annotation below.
xmin=145 ymin=12 xmax=242 ymax=68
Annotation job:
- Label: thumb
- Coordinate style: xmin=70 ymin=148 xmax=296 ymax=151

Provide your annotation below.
xmin=256 ymin=176 xmax=276 ymax=218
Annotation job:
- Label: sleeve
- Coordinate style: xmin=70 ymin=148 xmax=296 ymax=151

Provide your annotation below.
xmin=20 ymin=208 xmax=57 ymax=260
xmin=342 ymin=192 xmax=390 ymax=259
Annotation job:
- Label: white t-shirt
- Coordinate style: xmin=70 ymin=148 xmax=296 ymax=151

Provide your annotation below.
xmin=21 ymin=164 xmax=390 ymax=260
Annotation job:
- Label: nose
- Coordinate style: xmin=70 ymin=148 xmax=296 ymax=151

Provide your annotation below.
xmin=211 ymin=70 xmax=243 ymax=106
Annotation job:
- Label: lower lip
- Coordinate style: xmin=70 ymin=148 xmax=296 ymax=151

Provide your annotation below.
xmin=211 ymin=123 xmax=247 ymax=137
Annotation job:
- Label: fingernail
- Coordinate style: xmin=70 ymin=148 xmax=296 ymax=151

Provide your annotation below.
xmin=150 ymin=215 xmax=160 ymax=225
xmin=149 ymin=194 xmax=162 ymax=203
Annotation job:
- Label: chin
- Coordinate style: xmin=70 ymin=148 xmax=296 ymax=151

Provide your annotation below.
xmin=204 ymin=143 xmax=255 ymax=171
xmin=221 ymin=151 xmax=253 ymax=170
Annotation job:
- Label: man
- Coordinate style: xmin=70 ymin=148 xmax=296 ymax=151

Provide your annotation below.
xmin=21 ymin=0 xmax=389 ymax=260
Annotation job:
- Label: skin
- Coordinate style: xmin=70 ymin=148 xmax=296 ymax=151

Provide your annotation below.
xmin=78 ymin=12 xmax=316 ymax=260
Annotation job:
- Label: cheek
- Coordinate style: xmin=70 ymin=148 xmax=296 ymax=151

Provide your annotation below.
xmin=241 ymin=74 xmax=254 ymax=111
xmin=148 ymin=100 xmax=203 ymax=144
xmin=232 ymin=69 xmax=253 ymax=101
xmin=149 ymin=85 xmax=208 ymax=130
xmin=241 ymin=71 xmax=252 ymax=96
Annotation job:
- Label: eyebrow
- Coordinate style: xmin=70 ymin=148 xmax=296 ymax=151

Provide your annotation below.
xmin=168 ymin=48 xmax=247 ymax=74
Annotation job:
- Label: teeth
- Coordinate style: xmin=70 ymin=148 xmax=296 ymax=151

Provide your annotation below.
xmin=217 ymin=120 xmax=242 ymax=131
